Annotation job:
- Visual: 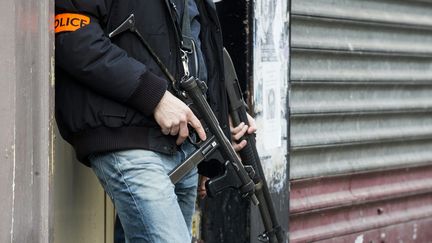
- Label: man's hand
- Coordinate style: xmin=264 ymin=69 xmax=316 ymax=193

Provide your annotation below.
xmin=198 ymin=175 xmax=209 ymax=199
xmin=230 ymin=113 xmax=257 ymax=151
xmin=154 ymin=91 xmax=206 ymax=145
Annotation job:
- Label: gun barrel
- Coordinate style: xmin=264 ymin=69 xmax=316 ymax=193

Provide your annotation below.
xmin=223 ymin=48 xmax=286 ymax=243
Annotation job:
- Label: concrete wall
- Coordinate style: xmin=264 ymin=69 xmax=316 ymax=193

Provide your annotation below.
xmin=53 ymin=134 xmax=114 ymax=243
xmin=0 ymin=0 xmax=54 ymax=241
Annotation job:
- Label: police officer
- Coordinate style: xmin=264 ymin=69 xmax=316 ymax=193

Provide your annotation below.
xmin=55 ymin=0 xmax=255 ymax=242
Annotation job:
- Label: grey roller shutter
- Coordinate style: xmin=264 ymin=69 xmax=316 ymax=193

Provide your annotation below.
xmin=290 ymin=0 xmax=432 ymax=179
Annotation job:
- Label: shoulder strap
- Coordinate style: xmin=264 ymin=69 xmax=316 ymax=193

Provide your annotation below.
xmin=181 ymin=0 xmax=194 ymax=51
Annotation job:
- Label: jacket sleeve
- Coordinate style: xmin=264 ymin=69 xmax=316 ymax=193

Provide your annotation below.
xmin=55 ymin=0 xmax=167 ymax=116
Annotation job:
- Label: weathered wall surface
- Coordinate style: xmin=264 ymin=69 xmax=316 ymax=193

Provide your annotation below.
xmin=0 ymin=0 xmax=54 ymax=241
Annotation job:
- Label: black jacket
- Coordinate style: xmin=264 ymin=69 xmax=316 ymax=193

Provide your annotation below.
xmin=55 ymin=0 xmax=229 ymax=165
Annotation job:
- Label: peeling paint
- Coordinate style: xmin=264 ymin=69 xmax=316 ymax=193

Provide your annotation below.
xmin=260 ymin=150 xmax=288 ymax=192
xmin=347 ymin=42 xmax=354 ymax=51
xmin=50 ymin=56 xmax=55 ymax=87
xmin=50 ymin=38 xmax=56 ymax=181
xmin=10 ymin=139 xmax=15 ymax=242
xmin=4 ymin=148 xmax=9 ymax=159
xmin=50 ymin=118 xmax=56 ymax=177
xmin=412 ymin=223 xmax=418 ymax=240
xmin=354 ymin=234 xmax=363 ymax=243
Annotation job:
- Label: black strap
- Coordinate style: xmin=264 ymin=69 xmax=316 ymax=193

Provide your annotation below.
xmin=181 ymin=0 xmax=194 ymax=51
xmin=180 ymin=0 xmax=199 ymax=77
xmin=164 ymin=0 xmax=183 ymax=47
xmin=166 ymin=0 xmax=193 ymax=51
xmin=134 ymin=25 xmax=177 ymax=85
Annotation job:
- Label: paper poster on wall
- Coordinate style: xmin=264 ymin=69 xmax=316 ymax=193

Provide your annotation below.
xmin=262 ymin=62 xmax=282 ymax=149
xmin=253 ymin=0 xmax=289 ymax=193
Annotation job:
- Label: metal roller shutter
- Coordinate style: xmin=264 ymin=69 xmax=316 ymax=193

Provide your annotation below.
xmin=289 ymin=0 xmax=432 ymax=241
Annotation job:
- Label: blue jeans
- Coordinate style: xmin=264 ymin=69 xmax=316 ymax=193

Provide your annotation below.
xmin=89 ymin=142 xmax=198 ymax=243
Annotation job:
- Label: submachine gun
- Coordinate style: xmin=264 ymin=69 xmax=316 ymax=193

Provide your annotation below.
xmin=168 ymin=49 xmax=286 ymax=243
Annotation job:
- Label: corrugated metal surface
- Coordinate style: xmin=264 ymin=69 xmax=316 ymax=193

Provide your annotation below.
xmin=290 ymin=0 xmax=432 ymax=241
xmin=290 ymin=0 xmax=432 ymax=179
xmin=290 ymin=165 xmax=432 ymax=242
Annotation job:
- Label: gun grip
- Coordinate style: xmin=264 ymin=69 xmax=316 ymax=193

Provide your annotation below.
xmin=205 ymin=161 xmax=242 ymax=198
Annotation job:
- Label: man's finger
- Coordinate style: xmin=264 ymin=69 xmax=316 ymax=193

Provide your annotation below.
xmin=231 ymin=122 xmax=245 ymax=134
xmin=248 ymin=126 xmax=256 ymax=134
xmin=233 ymin=125 xmax=248 ymax=141
xmin=188 ymin=113 xmax=207 ymax=141
xmin=198 ymin=176 xmax=209 ymax=199
xmin=233 ymin=140 xmax=247 ymax=152
xmin=161 ymin=127 xmax=170 ymax=135
xmin=246 ymin=113 xmax=257 ymax=134
xmin=170 ymin=125 xmax=180 ymax=136
xmin=176 ymin=122 xmax=189 ymax=145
